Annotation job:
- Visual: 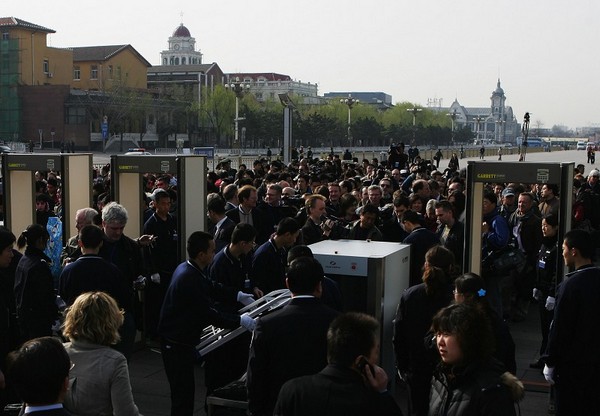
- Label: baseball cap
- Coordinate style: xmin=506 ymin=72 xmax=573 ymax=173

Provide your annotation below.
xmin=501 ymin=188 xmax=515 ymax=197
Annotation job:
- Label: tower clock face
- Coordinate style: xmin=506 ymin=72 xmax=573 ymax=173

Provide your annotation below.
xmin=174 ymin=44 xmax=180 ymax=50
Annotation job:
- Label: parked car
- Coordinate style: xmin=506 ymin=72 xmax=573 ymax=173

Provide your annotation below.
xmin=577 ymin=140 xmax=588 ymax=150
xmin=0 ymin=145 xmax=12 ymax=153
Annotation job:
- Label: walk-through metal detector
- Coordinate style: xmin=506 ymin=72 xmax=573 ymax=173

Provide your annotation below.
xmin=464 ymin=161 xmax=573 ymax=281
xmin=1 ymin=153 xmax=93 ymax=243
xmin=110 ymin=155 xmax=206 ymax=263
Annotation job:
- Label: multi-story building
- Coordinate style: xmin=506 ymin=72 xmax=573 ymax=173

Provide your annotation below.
xmin=0 ymin=16 xmax=152 ymax=150
xmin=438 ymin=80 xmax=520 ymax=143
xmin=147 ymin=23 xmax=225 ymax=147
xmin=225 ymin=72 xmax=319 ymax=104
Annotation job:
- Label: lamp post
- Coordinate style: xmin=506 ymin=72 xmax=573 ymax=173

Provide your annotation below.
xmin=521 ymin=112 xmax=530 ymax=161
xmin=340 ymin=94 xmax=359 ymax=148
xmin=495 ymin=118 xmax=505 ymax=143
xmin=446 ymin=109 xmax=458 ymax=147
xmin=474 ymin=115 xmax=484 ymax=145
xmin=225 ymin=77 xmax=250 ymax=151
xmin=407 ymin=107 xmax=422 ymax=146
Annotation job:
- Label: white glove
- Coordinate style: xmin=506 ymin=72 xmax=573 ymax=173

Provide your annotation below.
xmin=240 ymin=313 xmax=257 ymax=332
xmin=237 ymin=291 xmax=255 ymax=306
xmin=150 ymin=273 xmax=161 ymax=284
xmin=543 ymin=365 xmax=555 ymax=385
xmin=532 ymin=288 xmax=542 ymax=301
xmin=545 ymin=296 xmax=556 ymax=311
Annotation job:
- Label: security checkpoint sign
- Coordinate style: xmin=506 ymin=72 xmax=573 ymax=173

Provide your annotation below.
xmin=470 ymin=161 xmax=560 ymax=185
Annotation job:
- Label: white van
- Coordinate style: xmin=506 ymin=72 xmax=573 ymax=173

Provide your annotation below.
xmin=577 ymin=140 xmax=589 ymax=150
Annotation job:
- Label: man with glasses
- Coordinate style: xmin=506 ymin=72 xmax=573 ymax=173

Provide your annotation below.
xmin=378 ymin=178 xmax=393 ymax=205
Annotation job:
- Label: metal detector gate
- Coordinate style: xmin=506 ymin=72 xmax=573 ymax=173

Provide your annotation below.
xmin=1 ymin=153 xmax=93 ymax=244
xmin=110 ymin=155 xmax=206 ymax=263
xmin=464 ymin=161 xmax=573 ymax=281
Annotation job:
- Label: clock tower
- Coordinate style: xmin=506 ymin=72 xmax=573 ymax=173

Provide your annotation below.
xmin=160 ymin=23 xmax=203 ymax=66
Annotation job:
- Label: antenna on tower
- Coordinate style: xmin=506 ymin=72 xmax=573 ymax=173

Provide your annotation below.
xmin=180 ymin=11 xmax=184 ymax=24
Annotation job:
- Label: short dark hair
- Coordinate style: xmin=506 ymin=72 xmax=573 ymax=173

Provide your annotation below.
xmin=431 ymin=303 xmax=494 ymax=363
xmin=327 ymin=312 xmax=379 ymax=367
xmin=276 ymin=217 xmax=301 ymax=236
xmin=287 ymin=245 xmax=314 ymax=264
xmin=564 ymin=229 xmax=595 ymax=260
xmin=231 ymin=223 xmax=256 ymax=245
xmin=543 ymin=183 xmax=559 ymax=196
xmin=79 ymin=224 xmax=104 ymax=249
xmin=393 ymin=195 xmax=410 ymax=208
xmin=401 ymin=209 xmax=422 ymax=225
xmin=207 ymin=195 xmax=226 ymax=215
xmin=286 ymin=257 xmax=323 ymax=295
xmin=0 ymin=226 xmax=16 ymax=253
xmin=152 ymin=189 xmax=171 ymax=203
xmin=434 ymin=200 xmax=455 ymax=218
xmin=483 ymin=191 xmax=497 ymax=206
xmin=361 ymin=203 xmax=380 ymax=217
xmin=6 ymin=337 xmax=70 ymax=405
xmin=187 ymin=231 xmax=213 ymax=259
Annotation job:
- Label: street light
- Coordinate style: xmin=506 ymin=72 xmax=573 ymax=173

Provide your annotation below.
xmin=474 ymin=115 xmax=484 ymax=145
xmin=225 ymin=77 xmax=250 ymax=150
xmin=495 ymin=118 xmax=505 ymax=143
xmin=521 ymin=112 xmax=530 ymax=161
xmin=340 ymin=94 xmax=359 ymax=148
xmin=446 ymin=109 xmax=458 ymax=147
xmin=407 ymin=107 xmax=422 ymax=145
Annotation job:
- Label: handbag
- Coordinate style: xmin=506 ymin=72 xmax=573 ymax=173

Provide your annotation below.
xmin=489 ymin=245 xmax=526 ymax=274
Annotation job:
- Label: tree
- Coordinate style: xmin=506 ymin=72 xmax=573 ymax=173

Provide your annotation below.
xmin=194 ymin=85 xmax=235 ymax=147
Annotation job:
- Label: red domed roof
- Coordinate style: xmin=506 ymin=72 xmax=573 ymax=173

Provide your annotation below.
xmin=173 ymin=24 xmax=191 ymax=37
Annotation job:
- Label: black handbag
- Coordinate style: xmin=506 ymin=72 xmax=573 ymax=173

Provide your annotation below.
xmin=490 ymin=245 xmax=526 ymax=274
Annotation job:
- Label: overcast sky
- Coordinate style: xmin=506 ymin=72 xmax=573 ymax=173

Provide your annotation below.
xmin=6 ymin=0 xmax=600 ymax=130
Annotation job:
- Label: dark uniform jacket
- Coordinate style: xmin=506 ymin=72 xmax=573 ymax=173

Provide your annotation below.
xmin=247 ymin=297 xmax=339 ymax=416
xmin=158 ymin=260 xmax=240 ymax=347
xmin=251 ymin=238 xmax=287 ymax=294
xmin=59 ymin=254 xmax=132 ymax=310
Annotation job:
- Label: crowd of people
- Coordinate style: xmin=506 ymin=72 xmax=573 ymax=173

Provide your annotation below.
xmin=0 ymin=143 xmax=598 ymax=415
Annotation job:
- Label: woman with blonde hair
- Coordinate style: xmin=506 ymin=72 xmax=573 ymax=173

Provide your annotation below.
xmin=62 ymin=291 xmax=141 ymax=416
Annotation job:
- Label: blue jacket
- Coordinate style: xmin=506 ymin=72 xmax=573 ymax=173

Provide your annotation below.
xmin=482 ymin=208 xmax=510 ymax=253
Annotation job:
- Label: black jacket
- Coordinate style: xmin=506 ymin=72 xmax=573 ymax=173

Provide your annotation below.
xmin=247 ymin=297 xmax=339 ymax=416
xmin=429 ymin=359 xmax=521 ymax=416
xmin=274 ymin=364 xmax=402 ymax=416
xmin=13 ymin=247 xmax=57 ymax=339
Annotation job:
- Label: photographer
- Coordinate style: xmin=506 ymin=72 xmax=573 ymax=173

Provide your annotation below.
xmin=301 ymin=195 xmax=343 ymax=246
xmin=388 ymin=142 xmax=409 ymax=170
